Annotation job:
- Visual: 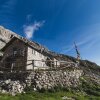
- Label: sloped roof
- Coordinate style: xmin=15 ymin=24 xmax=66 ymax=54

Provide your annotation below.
xmin=1 ymin=36 xmax=47 ymax=51
xmin=1 ymin=36 xmax=56 ymax=59
xmin=1 ymin=35 xmax=77 ymax=62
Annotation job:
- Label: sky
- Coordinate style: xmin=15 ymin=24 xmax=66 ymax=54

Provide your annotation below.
xmin=0 ymin=0 xmax=100 ymax=65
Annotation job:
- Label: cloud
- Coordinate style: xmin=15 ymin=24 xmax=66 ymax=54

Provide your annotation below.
xmin=61 ymin=23 xmax=100 ymax=54
xmin=23 ymin=20 xmax=45 ymax=39
xmin=61 ymin=40 xmax=89 ymax=54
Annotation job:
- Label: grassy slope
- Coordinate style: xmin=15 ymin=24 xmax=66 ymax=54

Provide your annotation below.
xmin=0 ymin=91 xmax=100 ymax=100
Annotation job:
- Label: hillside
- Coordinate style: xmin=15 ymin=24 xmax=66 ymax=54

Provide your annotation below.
xmin=0 ymin=26 xmax=100 ymax=99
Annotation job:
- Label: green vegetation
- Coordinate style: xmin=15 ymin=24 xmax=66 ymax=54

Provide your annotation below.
xmin=79 ymin=76 xmax=100 ymax=97
xmin=0 ymin=90 xmax=100 ymax=100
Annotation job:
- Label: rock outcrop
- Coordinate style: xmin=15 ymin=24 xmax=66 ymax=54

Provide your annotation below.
xmin=0 ymin=26 xmax=14 ymax=49
xmin=0 ymin=26 xmax=20 ymax=57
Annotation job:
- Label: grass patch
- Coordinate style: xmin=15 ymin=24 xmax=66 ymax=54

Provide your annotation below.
xmin=0 ymin=90 xmax=100 ymax=100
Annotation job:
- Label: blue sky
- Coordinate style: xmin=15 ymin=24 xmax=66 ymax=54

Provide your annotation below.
xmin=0 ymin=0 xmax=100 ymax=65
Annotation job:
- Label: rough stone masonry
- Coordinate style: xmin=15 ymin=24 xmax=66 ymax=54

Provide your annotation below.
xmin=0 ymin=69 xmax=83 ymax=95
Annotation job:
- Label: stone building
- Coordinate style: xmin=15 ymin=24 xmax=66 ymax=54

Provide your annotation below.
xmin=0 ymin=36 xmax=60 ymax=71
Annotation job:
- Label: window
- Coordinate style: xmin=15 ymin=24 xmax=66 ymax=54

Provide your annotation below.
xmin=13 ymin=47 xmax=18 ymax=56
xmin=22 ymin=49 xmax=25 ymax=56
xmin=32 ymin=49 xmax=36 ymax=55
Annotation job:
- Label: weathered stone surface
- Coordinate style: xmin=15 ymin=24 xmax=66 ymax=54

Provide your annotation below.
xmin=0 ymin=65 xmax=99 ymax=96
xmin=26 ymin=70 xmax=83 ymax=90
xmin=0 ymin=69 xmax=83 ymax=95
xmin=0 ymin=79 xmax=26 ymax=95
xmin=0 ymin=26 xmax=18 ymax=50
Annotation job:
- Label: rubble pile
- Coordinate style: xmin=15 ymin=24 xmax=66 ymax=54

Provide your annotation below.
xmin=0 ymin=79 xmax=26 ymax=96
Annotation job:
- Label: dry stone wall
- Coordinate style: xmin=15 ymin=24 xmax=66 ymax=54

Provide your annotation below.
xmin=26 ymin=70 xmax=83 ymax=90
xmin=0 ymin=69 xmax=83 ymax=95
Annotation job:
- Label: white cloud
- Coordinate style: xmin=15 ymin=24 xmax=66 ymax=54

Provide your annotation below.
xmin=23 ymin=20 xmax=45 ymax=39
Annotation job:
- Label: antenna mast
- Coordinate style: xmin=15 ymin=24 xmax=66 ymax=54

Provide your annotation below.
xmin=74 ymin=42 xmax=81 ymax=60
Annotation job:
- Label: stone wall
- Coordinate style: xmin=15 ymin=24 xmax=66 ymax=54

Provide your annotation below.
xmin=26 ymin=69 xmax=83 ymax=90
xmin=0 ymin=69 xmax=83 ymax=95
